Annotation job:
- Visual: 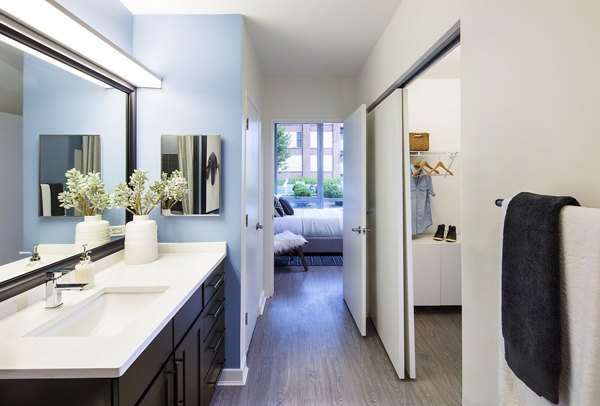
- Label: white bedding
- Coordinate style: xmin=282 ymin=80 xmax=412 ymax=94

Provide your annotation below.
xmin=274 ymin=208 xmax=343 ymax=237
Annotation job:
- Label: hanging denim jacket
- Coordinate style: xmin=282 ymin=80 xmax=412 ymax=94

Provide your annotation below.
xmin=410 ymin=165 xmax=435 ymax=235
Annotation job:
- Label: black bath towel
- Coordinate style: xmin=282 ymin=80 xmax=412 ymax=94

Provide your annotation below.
xmin=49 ymin=183 xmax=65 ymax=216
xmin=502 ymin=192 xmax=579 ymax=404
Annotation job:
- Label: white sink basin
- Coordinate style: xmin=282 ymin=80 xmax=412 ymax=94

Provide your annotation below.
xmin=27 ymin=287 xmax=168 ymax=337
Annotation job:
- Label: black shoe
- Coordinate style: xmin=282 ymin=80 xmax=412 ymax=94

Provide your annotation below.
xmin=446 ymin=225 xmax=457 ymax=242
xmin=433 ymin=224 xmax=445 ymax=241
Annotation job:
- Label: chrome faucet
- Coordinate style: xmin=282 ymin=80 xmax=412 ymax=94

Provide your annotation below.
xmin=45 ymin=270 xmax=87 ymax=308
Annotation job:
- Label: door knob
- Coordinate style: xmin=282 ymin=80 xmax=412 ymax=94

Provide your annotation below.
xmin=255 ymin=223 xmax=263 ymax=230
xmin=351 ymin=226 xmax=362 ymax=234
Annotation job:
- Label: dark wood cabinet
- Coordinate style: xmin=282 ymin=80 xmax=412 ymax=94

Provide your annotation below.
xmin=0 ymin=260 xmax=225 ymax=406
xmin=138 ymin=355 xmax=177 ymax=406
xmin=175 ymin=313 xmax=202 ymax=405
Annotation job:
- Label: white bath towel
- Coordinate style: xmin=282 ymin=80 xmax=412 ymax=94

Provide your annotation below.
xmin=40 ymin=184 xmax=51 ymax=217
xmin=500 ymin=205 xmax=600 ymax=405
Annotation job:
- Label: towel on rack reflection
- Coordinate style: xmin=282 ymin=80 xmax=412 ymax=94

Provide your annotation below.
xmin=39 ymin=184 xmax=51 ymax=216
xmin=500 ymin=205 xmax=600 ymax=405
xmin=39 ymin=183 xmax=65 ymax=216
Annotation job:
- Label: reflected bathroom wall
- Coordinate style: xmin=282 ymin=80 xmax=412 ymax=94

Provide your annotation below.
xmin=23 ymin=54 xmax=126 ymax=250
xmin=161 ymin=134 xmax=221 ymax=216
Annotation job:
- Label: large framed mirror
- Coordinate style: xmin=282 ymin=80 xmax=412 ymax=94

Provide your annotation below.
xmin=161 ymin=134 xmax=221 ymax=216
xmin=0 ymin=20 xmax=135 ymax=284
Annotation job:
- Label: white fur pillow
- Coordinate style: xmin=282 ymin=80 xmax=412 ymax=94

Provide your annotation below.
xmin=273 ymin=230 xmax=307 ymax=255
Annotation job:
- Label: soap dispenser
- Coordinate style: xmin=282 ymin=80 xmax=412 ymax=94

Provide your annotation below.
xmin=19 ymin=244 xmax=44 ymax=269
xmin=75 ymin=244 xmax=95 ymax=289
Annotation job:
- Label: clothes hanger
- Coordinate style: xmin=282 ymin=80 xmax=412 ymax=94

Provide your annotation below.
xmin=412 ymin=160 xmax=439 ymax=177
xmin=427 ymin=160 xmax=454 ymax=176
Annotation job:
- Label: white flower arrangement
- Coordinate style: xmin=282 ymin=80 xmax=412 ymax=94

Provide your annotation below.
xmin=58 ymin=168 xmax=110 ymax=216
xmin=112 ymin=169 xmax=163 ymax=216
xmin=160 ymin=170 xmax=189 ymax=210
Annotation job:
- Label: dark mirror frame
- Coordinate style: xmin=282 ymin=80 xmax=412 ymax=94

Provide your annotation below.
xmin=0 ymin=19 xmax=136 ymax=302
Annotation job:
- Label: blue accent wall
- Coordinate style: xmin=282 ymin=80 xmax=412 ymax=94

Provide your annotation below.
xmin=56 ymin=0 xmax=134 ymax=54
xmin=133 ymin=14 xmax=244 ymax=369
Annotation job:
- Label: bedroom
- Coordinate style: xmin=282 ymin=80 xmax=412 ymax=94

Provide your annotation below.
xmin=273 ymin=122 xmax=344 ymax=261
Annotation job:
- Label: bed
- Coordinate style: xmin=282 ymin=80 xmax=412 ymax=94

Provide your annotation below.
xmin=274 ymin=208 xmax=343 ymax=254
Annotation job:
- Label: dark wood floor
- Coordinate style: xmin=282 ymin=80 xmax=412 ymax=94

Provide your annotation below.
xmin=211 ymin=265 xmax=462 ymax=406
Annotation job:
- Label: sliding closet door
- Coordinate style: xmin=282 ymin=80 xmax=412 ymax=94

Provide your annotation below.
xmin=402 ymin=89 xmax=416 ymax=379
xmin=367 ymin=89 xmax=415 ymax=379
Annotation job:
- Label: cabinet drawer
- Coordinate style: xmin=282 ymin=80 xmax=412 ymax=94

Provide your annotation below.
xmin=201 ymin=342 xmax=225 ymax=406
xmin=173 ymin=285 xmax=203 ymax=347
xmin=202 ymin=282 xmax=225 ymax=342
xmin=203 ymin=262 xmax=224 ymax=307
xmin=201 ymin=309 xmax=225 ymax=380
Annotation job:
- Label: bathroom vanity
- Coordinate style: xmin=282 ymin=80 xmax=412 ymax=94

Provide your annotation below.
xmin=0 ymin=243 xmax=226 ymax=406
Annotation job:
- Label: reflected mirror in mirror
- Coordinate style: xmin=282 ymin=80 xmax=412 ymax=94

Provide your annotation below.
xmin=0 ymin=34 xmax=128 ymax=273
xmin=161 ymin=135 xmax=221 ymax=216
xmin=39 ymin=134 xmax=101 ymax=217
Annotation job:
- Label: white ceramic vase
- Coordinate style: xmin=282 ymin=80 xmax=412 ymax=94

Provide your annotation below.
xmin=124 ymin=214 xmax=158 ymax=265
xmin=75 ymin=215 xmax=110 ymax=249
xmin=161 ymin=208 xmax=172 ymax=216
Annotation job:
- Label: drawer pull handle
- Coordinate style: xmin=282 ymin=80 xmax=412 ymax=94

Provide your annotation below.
xmin=211 ymin=329 xmax=226 ymax=353
xmin=209 ymin=274 xmax=224 ymax=290
xmin=208 ymin=359 xmax=226 ymax=388
xmin=210 ymin=301 xmax=225 ymax=319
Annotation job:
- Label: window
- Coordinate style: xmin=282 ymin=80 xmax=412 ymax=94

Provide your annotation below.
xmin=275 ymin=122 xmax=344 ymax=208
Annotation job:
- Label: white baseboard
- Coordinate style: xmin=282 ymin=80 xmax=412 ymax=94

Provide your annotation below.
xmin=258 ymin=290 xmax=266 ymax=315
xmin=218 ymin=356 xmax=249 ymax=386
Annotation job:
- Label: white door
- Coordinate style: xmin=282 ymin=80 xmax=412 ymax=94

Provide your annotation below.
xmin=343 ymin=104 xmax=368 ymax=336
xmin=244 ymin=97 xmax=262 ymax=354
xmin=367 ymin=89 xmax=415 ymax=379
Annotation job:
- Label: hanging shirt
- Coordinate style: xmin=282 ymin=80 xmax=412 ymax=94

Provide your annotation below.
xmin=410 ymin=165 xmax=435 ymax=235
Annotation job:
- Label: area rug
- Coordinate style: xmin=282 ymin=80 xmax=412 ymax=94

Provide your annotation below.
xmin=275 ymin=254 xmax=343 ymax=267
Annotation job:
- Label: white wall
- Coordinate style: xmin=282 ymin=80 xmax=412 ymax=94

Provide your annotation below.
xmin=243 ymin=20 xmax=263 ymax=113
xmin=358 ymin=1 xmax=600 ymax=405
xmin=264 ymin=76 xmax=356 ymax=122
xmin=356 ymin=0 xmax=460 ymax=107
xmin=407 ymin=78 xmax=461 ymax=234
xmin=0 ymin=112 xmax=22 ymax=264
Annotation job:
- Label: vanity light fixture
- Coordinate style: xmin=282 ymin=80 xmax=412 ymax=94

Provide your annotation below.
xmin=0 ymin=33 xmax=112 ymax=89
xmin=0 ymin=0 xmax=162 ymax=89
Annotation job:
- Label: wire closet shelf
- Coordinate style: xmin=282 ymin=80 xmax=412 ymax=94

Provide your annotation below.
xmin=410 ymin=151 xmax=460 ymax=178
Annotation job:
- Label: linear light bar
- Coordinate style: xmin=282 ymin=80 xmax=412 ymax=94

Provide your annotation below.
xmin=0 ymin=0 xmax=162 ymax=88
xmin=0 ymin=33 xmax=112 ymax=89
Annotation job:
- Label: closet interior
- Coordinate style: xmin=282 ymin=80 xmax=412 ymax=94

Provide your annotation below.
xmin=407 ymin=45 xmax=461 ymax=307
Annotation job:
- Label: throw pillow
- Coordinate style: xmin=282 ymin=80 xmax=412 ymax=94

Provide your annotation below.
xmin=278 ymin=196 xmax=295 ymax=215
xmin=274 ymin=195 xmax=285 ymax=217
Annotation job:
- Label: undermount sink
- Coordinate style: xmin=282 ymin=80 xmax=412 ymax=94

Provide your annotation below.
xmin=27 ymin=287 xmax=169 ymax=338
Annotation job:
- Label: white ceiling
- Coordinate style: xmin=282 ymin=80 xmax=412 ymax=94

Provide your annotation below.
xmin=119 ymin=0 xmax=403 ymax=77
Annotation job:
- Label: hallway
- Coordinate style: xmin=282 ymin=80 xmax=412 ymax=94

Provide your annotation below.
xmin=212 ymin=265 xmax=461 ymax=405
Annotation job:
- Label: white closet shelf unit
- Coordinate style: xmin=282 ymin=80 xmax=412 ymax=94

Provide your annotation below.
xmin=409 ymin=151 xmax=460 ymax=178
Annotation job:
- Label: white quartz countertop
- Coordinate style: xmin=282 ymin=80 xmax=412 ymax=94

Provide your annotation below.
xmin=0 ymin=242 xmax=226 ymax=379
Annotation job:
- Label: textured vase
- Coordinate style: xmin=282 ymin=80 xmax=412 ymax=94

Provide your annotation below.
xmin=161 ymin=208 xmax=172 ymax=216
xmin=75 ymin=215 xmax=110 ymax=249
xmin=124 ymin=215 xmax=158 ymax=265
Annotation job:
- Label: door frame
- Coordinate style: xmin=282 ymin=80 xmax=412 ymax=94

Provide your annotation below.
xmin=240 ymin=91 xmax=263 ymax=373
xmin=264 ymin=118 xmax=346 ymax=298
